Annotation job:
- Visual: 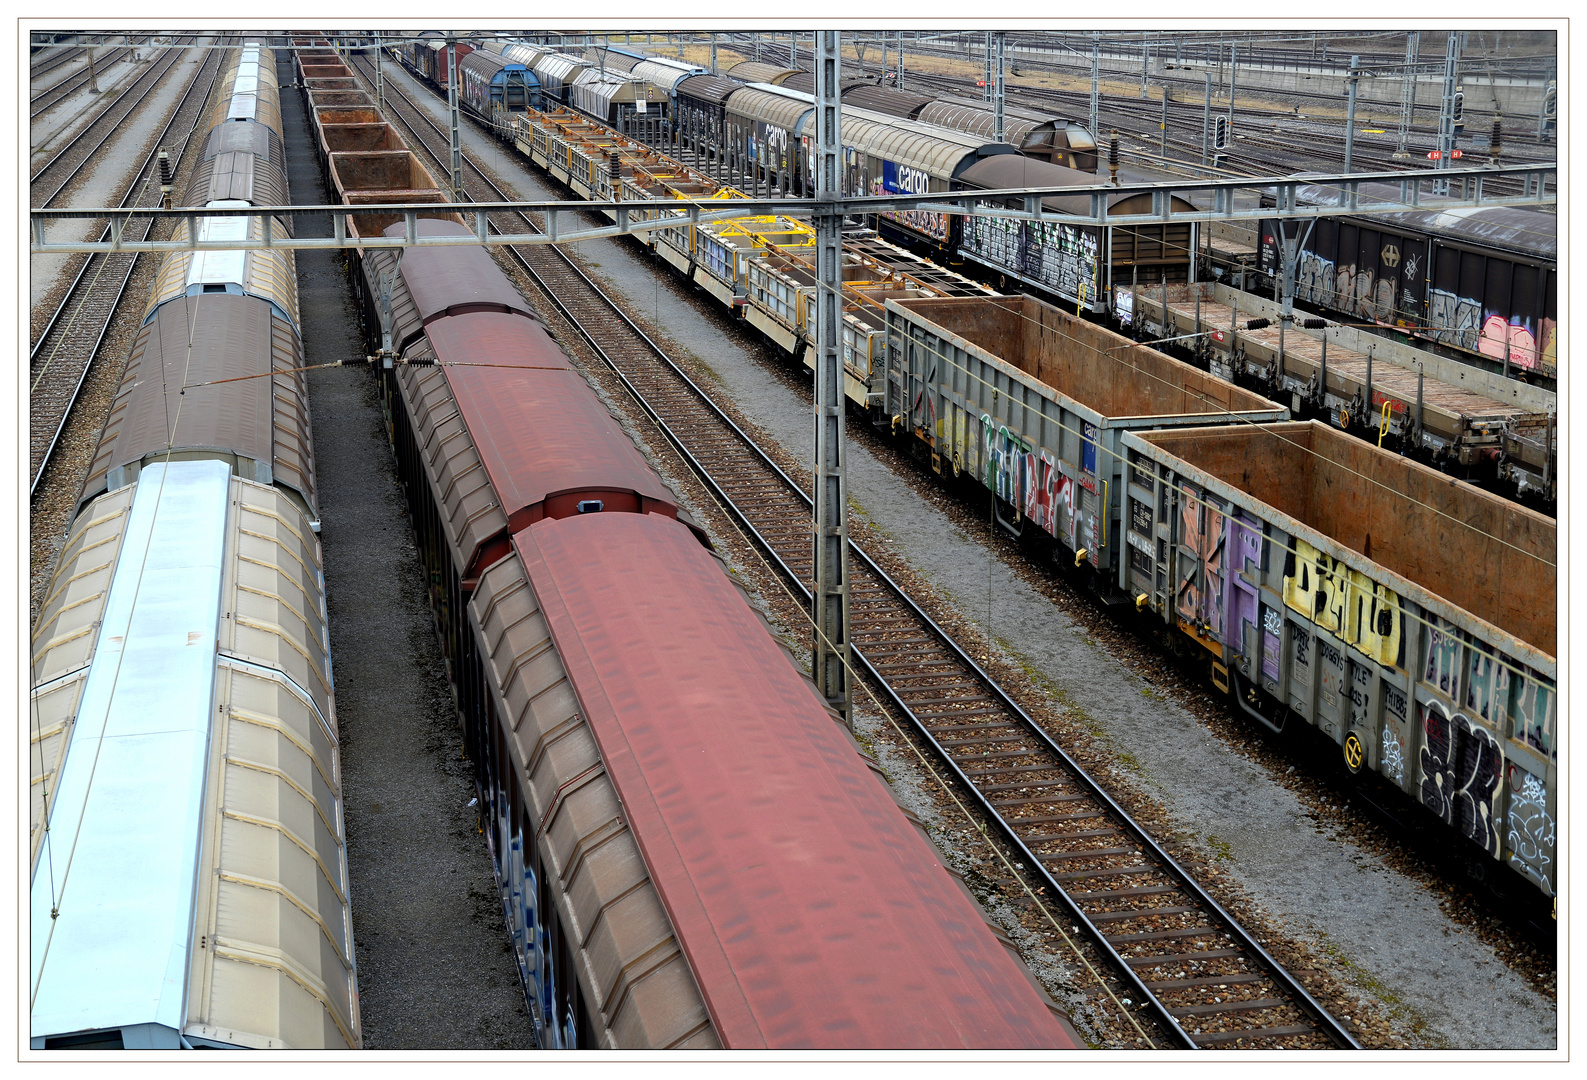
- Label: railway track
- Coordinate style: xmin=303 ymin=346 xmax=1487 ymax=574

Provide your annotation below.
xmin=30 ymin=43 xmax=140 ymax=119
xmin=29 ymin=43 xmax=227 ymax=495
xmin=30 ymin=36 xmax=195 ymax=210
xmin=359 ymin=60 xmax=1363 ymax=1051
xmin=30 ymin=45 xmax=88 ymax=80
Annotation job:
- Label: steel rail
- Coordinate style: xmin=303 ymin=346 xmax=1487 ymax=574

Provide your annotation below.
xmin=30 ymin=37 xmax=193 ymax=204
xmin=364 ymin=59 xmax=1362 ymax=1051
xmin=30 ymin=46 xmax=137 ymax=118
xmin=30 ymin=44 xmax=226 ymax=495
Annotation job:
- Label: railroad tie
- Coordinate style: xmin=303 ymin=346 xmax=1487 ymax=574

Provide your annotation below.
xmin=1022 ymin=827 xmax=1120 ymax=844
xmin=1049 ymin=864 xmax=1156 ymax=883
xmin=940 ymin=736 xmax=1028 ymax=750
xmin=1123 ymin=948 xmax=1243 ymax=967
xmin=1040 ymin=846 xmax=1138 ymax=862
xmin=979 ymin=777 xmax=1067 ymax=792
xmin=1069 ymin=883 xmax=1179 ymax=901
xmin=1143 ymin=973 xmax=1266 ymax=991
xmin=1105 ymin=925 xmax=1223 ymax=945
xmin=994 ymin=793 xmax=1088 ymax=809
xmin=1082 ymin=905 xmax=1196 ymax=923
xmin=1189 ymin=1025 xmax=1320 ymax=1046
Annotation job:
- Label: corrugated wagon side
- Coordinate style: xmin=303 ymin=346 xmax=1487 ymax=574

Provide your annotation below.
xmin=882 ymin=294 xmax=1286 ymax=578
xmin=1120 ymin=421 xmax=1556 ymax=895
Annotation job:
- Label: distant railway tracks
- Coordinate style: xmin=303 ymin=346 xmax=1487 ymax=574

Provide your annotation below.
xmin=360 ymin=60 xmax=1363 ymax=1051
xmin=30 ymin=35 xmax=194 ymax=209
xmin=29 ymin=41 xmax=142 ymax=119
xmin=30 ymin=42 xmax=223 ymax=494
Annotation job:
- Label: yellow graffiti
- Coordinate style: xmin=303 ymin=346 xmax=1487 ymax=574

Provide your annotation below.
xmin=953 ymin=408 xmax=969 ymax=474
xmin=1346 ymin=570 xmax=1404 ymax=666
xmin=1283 ymin=538 xmax=1404 ymax=667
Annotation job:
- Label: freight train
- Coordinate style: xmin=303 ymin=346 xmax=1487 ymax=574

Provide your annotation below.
xmin=375 ymin=64 xmax=1558 ymax=902
xmin=302 ymin=56 xmax=1083 ymax=1050
xmin=1255 ymin=180 xmax=1558 ymax=386
xmin=30 ymin=42 xmax=361 ymax=1050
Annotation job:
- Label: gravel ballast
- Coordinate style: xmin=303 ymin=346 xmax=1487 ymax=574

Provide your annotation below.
xmin=279 ymin=55 xmax=536 ymax=1050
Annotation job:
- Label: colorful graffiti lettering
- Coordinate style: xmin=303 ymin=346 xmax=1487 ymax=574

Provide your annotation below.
xmin=1381 ymin=724 xmax=1406 ymax=785
xmin=1513 ymin=676 xmax=1554 ymax=758
xmin=1505 ymin=767 xmax=1555 ymax=892
xmin=1477 ymin=315 xmax=1540 ymax=371
xmin=962 ymin=215 xmax=1099 ymax=305
xmin=1295 ymin=250 xmax=1333 ymax=305
xmin=1176 ymin=486 xmax=1226 ymax=636
xmin=1261 ymin=608 xmax=1282 ymax=682
xmin=1282 ymin=539 xmax=1403 ymax=667
xmin=1427 ymin=289 xmax=1481 ymax=351
xmin=1464 ymin=644 xmax=1509 ymax=725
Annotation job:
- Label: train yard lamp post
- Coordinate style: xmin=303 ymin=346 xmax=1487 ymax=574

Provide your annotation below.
xmin=374 ymin=31 xmax=383 ymax=112
xmin=812 ymin=29 xmax=852 ymax=730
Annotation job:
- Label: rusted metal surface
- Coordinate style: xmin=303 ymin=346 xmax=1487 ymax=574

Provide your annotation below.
xmin=1123 ymin=421 xmax=1556 ymax=893
xmin=76 ymin=295 xmax=317 ymax=522
xmin=469 ymin=548 xmax=719 ymax=1048
xmin=320 ymin=121 xmax=404 ymax=154
xmin=884 ymin=294 xmax=1285 ymax=578
xmin=397 ymin=310 xmax=686 ymax=577
xmin=306 ymin=89 xmax=374 ymax=110
xmin=512 ymin=512 xmax=1081 ymax=1049
xmin=385 ymin=220 xmax=537 ymax=324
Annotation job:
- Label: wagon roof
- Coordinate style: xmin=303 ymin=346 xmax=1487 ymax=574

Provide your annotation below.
xmin=509 ymin=511 xmax=1081 ymax=1049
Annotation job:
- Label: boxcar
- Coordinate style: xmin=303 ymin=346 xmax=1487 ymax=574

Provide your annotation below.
xmin=1257 ymin=182 xmax=1558 ymax=380
xmin=954 ymin=154 xmax=1198 ymax=314
xmin=458 ymin=48 xmax=538 ymax=121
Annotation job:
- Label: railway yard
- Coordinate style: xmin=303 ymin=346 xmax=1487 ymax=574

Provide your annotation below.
xmin=26 ymin=27 xmax=1560 ymax=1054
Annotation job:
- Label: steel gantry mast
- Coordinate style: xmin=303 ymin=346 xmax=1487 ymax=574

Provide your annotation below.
xmin=993 ymin=31 xmax=1007 ymax=142
xmin=1089 ymin=32 xmax=1100 ymax=138
xmin=812 ymin=30 xmax=851 ymax=728
xmin=1434 ymin=30 xmax=1460 ymax=195
xmin=447 ymin=40 xmax=463 ymax=200
xmin=1393 ymin=31 xmax=1420 ymax=158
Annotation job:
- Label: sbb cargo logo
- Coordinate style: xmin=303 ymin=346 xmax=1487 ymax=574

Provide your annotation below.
xmin=882 ymin=160 xmax=930 ymax=195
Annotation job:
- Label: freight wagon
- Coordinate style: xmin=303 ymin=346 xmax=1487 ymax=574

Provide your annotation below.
xmin=32 ymin=44 xmax=359 ymax=1051
xmin=1124 ymin=281 xmax=1556 ymax=502
xmin=881 ymin=294 xmax=1286 ymax=574
xmin=1121 ymin=422 xmax=1555 ymax=894
xmin=1257 ymin=181 xmax=1558 ymax=384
